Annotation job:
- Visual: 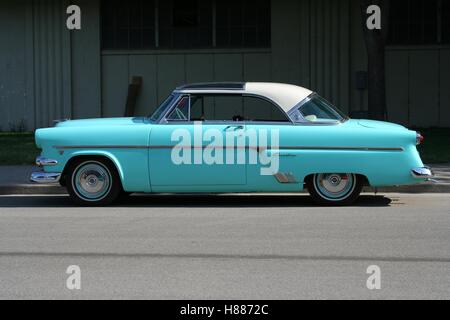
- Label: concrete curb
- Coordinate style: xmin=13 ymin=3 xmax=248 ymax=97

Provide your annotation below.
xmin=0 ymin=184 xmax=449 ymax=196
xmin=363 ymin=185 xmax=450 ymax=194
xmin=0 ymin=185 xmax=67 ymax=195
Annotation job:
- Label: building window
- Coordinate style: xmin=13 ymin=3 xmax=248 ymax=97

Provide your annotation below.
xmin=216 ymin=0 xmax=271 ymax=48
xmin=159 ymin=0 xmax=212 ymax=49
xmin=101 ymin=0 xmax=271 ymax=50
xmin=388 ymin=0 xmax=449 ymax=45
xmin=102 ymin=0 xmax=156 ymax=50
xmin=173 ymin=0 xmax=199 ymax=27
xmin=443 ymin=0 xmax=450 ymax=43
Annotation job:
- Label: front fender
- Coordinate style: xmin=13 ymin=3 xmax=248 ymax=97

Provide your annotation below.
xmin=67 ymin=150 xmax=125 ymax=182
xmin=36 ymin=125 xmax=152 ymax=193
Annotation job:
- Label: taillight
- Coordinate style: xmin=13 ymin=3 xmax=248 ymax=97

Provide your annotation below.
xmin=416 ymin=132 xmax=424 ymax=145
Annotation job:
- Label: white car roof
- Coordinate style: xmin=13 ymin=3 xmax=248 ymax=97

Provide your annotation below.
xmin=175 ymin=82 xmax=313 ymax=112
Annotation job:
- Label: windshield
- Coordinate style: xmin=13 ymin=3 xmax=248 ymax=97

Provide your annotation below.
xmin=290 ymin=94 xmax=347 ymax=123
xmin=149 ymin=94 xmax=177 ymax=121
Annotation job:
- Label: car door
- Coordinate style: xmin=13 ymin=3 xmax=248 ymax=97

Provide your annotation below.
xmin=148 ymin=94 xmax=247 ymax=190
xmin=243 ymin=96 xmax=302 ymax=192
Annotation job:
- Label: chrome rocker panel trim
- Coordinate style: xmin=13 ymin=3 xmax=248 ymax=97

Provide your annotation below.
xmin=36 ymin=156 xmax=58 ymax=167
xmin=30 ymin=172 xmax=61 ymax=184
xmin=411 ymin=167 xmax=434 ymax=179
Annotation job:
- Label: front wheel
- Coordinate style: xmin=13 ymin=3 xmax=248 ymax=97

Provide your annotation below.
xmin=66 ymin=158 xmax=121 ymax=206
xmin=306 ymin=173 xmax=363 ymax=206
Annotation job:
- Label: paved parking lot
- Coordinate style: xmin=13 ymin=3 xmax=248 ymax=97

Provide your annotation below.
xmin=0 ymin=193 xmax=449 ymax=299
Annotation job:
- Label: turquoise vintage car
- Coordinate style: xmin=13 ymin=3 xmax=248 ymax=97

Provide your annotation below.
xmin=32 ymin=82 xmax=433 ymax=206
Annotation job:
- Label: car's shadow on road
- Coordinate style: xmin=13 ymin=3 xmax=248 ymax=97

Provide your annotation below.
xmin=0 ymin=194 xmax=393 ymax=208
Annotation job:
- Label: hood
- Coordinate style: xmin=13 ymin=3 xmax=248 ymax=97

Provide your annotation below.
xmin=55 ymin=117 xmax=149 ymax=128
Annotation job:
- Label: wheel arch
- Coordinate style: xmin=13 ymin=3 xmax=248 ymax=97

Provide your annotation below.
xmin=61 ymin=152 xmax=125 ymax=187
xmin=303 ymin=173 xmax=370 ymax=186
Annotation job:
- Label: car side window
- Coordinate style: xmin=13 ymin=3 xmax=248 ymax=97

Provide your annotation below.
xmin=189 ymin=95 xmax=289 ymax=122
xmin=167 ymin=96 xmax=190 ymax=121
xmin=243 ymin=96 xmax=289 ymax=122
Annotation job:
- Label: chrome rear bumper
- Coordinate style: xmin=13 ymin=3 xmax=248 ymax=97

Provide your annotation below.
xmin=30 ymin=172 xmax=61 ymax=184
xmin=411 ymin=167 xmax=434 ymax=179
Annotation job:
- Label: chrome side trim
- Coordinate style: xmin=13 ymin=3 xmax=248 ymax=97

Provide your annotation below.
xmin=411 ymin=167 xmax=434 ymax=179
xmin=275 ymin=146 xmax=404 ymax=152
xmin=53 ymin=145 xmax=404 ymax=152
xmin=30 ymin=172 xmax=61 ymax=184
xmin=274 ymin=173 xmax=298 ymax=184
xmin=36 ymin=156 xmax=58 ymax=167
xmin=53 ymin=145 xmax=149 ymax=150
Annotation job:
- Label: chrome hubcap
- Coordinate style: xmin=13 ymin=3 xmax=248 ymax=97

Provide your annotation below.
xmin=322 ymin=174 xmax=348 ymax=193
xmin=314 ymin=173 xmax=355 ymax=201
xmin=73 ymin=162 xmax=111 ymax=201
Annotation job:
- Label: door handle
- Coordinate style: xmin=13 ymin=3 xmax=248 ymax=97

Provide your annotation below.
xmin=224 ymin=125 xmax=244 ymax=131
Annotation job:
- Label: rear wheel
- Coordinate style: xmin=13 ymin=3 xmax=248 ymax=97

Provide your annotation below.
xmin=306 ymin=173 xmax=362 ymax=206
xmin=66 ymin=158 xmax=121 ymax=206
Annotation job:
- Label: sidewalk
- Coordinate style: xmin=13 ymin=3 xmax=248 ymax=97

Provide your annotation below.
xmin=0 ymin=165 xmax=449 ymax=195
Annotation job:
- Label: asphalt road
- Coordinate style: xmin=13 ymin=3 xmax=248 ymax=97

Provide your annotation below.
xmin=0 ymin=193 xmax=449 ymax=300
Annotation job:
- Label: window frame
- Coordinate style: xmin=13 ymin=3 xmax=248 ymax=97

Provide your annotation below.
xmin=165 ymin=95 xmax=192 ymax=122
xmin=100 ymin=0 xmax=271 ymax=50
xmin=287 ymin=93 xmax=349 ymax=125
xmin=160 ymin=93 xmax=292 ymax=124
xmin=388 ymin=0 xmax=449 ymax=46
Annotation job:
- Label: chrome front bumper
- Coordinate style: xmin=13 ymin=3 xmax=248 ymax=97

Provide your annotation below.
xmin=31 ymin=156 xmax=61 ymax=183
xmin=36 ymin=156 xmax=58 ymax=167
xmin=30 ymin=172 xmax=61 ymax=184
xmin=411 ymin=167 xmax=434 ymax=179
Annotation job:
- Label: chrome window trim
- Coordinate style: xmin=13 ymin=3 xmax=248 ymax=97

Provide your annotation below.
xmin=154 ymin=93 xmax=184 ymax=123
xmin=241 ymin=121 xmax=294 ymax=126
xmin=160 ymin=91 xmax=293 ymax=124
xmin=149 ymin=93 xmax=179 ymax=123
xmin=155 ymin=91 xmax=349 ymax=126
xmin=176 ymin=82 xmax=246 ymax=91
xmin=164 ymin=94 xmax=191 ymax=122
xmin=287 ymin=96 xmax=311 ymax=123
xmin=287 ymin=93 xmax=349 ymax=125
